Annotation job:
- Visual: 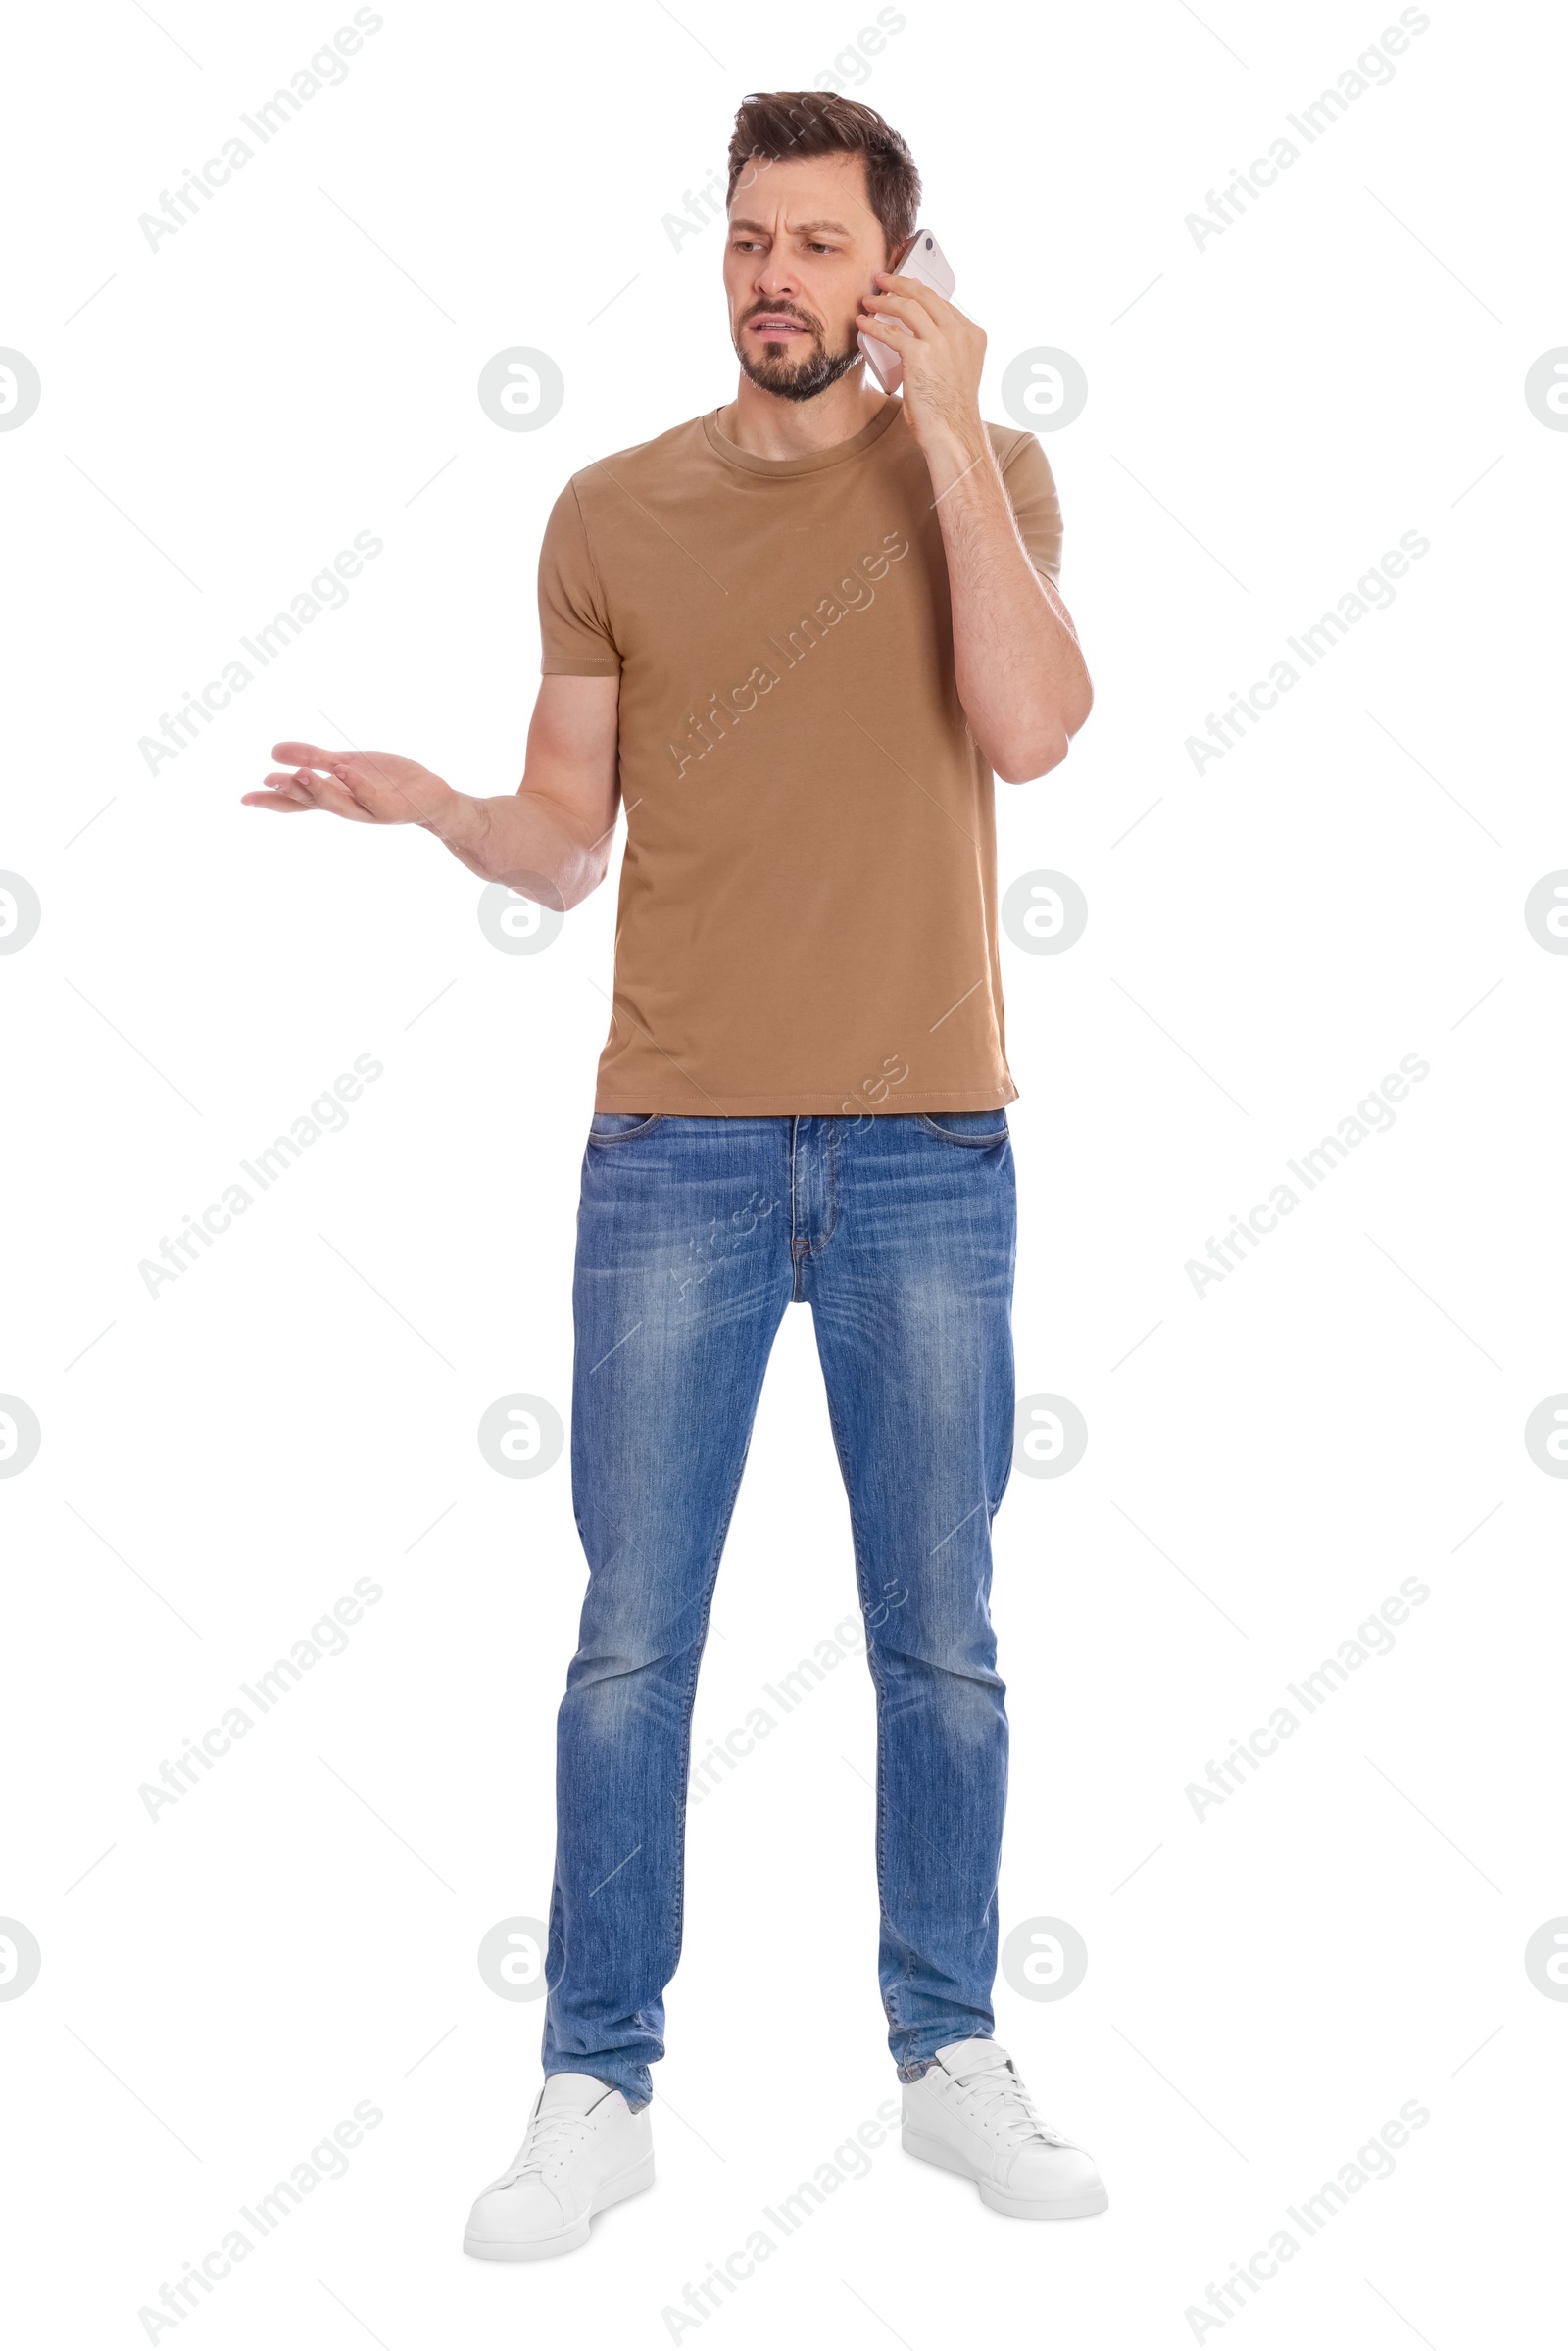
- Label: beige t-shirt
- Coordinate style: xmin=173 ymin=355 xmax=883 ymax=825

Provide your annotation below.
xmin=537 ymin=394 xmax=1063 ymax=1115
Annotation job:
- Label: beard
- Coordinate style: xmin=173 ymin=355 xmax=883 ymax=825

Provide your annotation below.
xmin=735 ymin=313 xmax=863 ymax=404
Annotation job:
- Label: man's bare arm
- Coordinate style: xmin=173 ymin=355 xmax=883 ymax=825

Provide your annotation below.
xmin=242 ymin=673 xmax=622 ymax=909
xmin=857 ymin=268 xmax=1093 ymax=784
xmin=920 ymin=438 xmax=1090 ymax=784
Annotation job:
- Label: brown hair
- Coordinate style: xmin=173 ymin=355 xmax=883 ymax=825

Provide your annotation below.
xmin=725 ymin=92 xmax=921 ymax=262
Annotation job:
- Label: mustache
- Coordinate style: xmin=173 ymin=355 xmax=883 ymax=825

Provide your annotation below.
xmin=742 ymin=303 xmax=821 ymax=333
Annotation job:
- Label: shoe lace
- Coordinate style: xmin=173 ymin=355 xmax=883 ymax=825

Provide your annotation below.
xmin=951 ymin=2054 xmax=1063 ymax=2145
xmin=506 ymin=2105 xmax=594 ymax=2182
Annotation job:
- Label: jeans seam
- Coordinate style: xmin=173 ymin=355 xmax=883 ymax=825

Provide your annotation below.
xmin=788 ymin=1117 xmax=805 ymax=1298
xmin=914 ymin=1114 xmax=1010 ymax=1147
xmin=816 ymin=1367 xmax=909 ymax=2048
xmin=667 ymin=1419 xmax=764 ymax=1980
xmin=587 ymin=1114 xmax=665 ymax=1143
xmin=817 ymin=1116 xmax=841 ymax=1256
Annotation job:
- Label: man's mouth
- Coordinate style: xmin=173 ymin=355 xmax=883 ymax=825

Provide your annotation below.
xmin=748 ymin=314 xmax=812 ymax=336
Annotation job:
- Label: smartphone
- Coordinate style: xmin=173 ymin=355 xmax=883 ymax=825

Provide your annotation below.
xmin=858 ymin=230 xmax=956 ymax=395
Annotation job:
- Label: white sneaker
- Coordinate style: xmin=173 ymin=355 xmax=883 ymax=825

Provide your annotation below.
xmin=463 ymin=2073 xmax=655 ymax=2261
xmin=902 ymin=2037 xmax=1108 ymax=2219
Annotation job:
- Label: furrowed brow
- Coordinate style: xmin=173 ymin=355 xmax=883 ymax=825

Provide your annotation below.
xmin=728 ymin=216 xmax=854 ymax=237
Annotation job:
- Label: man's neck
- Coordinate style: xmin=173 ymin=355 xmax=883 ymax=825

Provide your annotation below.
xmin=714 ymin=367 xmax=893 ymax=461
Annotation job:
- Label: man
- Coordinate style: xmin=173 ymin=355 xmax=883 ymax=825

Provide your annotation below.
xmin=246 ymin=89 xmax=1103 ymax=2258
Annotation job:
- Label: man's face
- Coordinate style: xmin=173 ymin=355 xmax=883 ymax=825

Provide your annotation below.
xmin=723 ymin=150 xmax=893 ymax=403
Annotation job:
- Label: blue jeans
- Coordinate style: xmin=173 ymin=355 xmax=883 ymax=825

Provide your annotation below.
xmin=541 ymin=1111 xmax=1016 ymax=2108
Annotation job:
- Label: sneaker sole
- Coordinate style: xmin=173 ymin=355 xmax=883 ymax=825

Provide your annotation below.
xmin=902 ymin=2127 xmax=1109 ymax=2220
xmin=462 ymin=2149 xmax=655 ymax=2261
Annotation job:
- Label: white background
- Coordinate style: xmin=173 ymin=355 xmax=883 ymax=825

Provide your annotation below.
xmin=3 ymin=0 xmax=1564 ymax=2343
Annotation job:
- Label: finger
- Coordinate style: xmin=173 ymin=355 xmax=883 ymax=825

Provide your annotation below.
xmin=260 ymin=767 xmax=377 ymax=822
xmin=858 ymin=295 xmax=931 ymax=337
xmin=275 ymin=744 xmax=416 ymax=816
xmin=871 ymin=275 xmax=945 ymax=317
xmin=332 ymin=749 xmax=411 ymax=803
xmin=240 ymin=788 xmax=317 ymax=812
xmin=271 ymin=740 xmax=347 ymax=770
xmin=287 ymin=768 xmax=380 ymax=821
xmin=337 ymin=753 xmax=434 ymax=822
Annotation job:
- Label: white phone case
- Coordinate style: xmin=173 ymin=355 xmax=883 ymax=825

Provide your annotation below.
xmin=858 ymin=229 xmax=956 ymax=395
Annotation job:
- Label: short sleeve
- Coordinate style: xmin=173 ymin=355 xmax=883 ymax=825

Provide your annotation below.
xmin=537 ymin=480 xmax=622 ymax=675
xmin=996 ymin=431 xmax=1063 ymax=586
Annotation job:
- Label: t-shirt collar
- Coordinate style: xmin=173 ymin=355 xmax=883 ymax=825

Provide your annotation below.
xmin=701 ymin=393 xmax=906 ymax=479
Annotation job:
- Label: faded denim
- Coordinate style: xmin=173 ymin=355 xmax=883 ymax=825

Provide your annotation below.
xmin=541 ymin=1111 xmax=1016 ymax=2108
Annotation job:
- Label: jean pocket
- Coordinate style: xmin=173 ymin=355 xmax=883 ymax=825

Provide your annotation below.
xmin=915 ymin=1111 xmax=1010 ymax=1147
xmin=588 ymin=1112 xmax=663 ymax=1143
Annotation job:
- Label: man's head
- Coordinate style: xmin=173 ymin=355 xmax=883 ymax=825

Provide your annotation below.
xmin=722 ymin=91 xmax=921 ymax=403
